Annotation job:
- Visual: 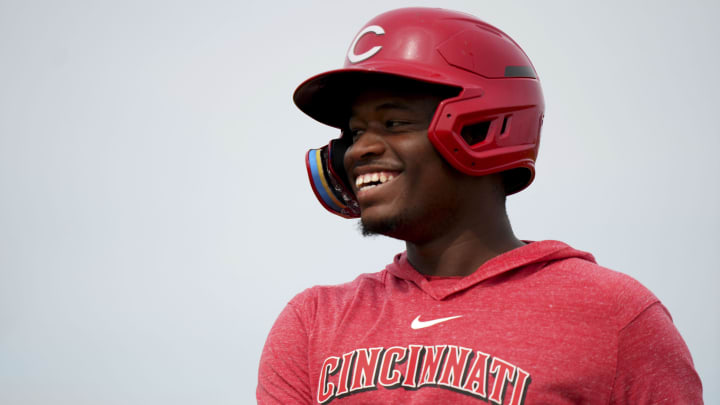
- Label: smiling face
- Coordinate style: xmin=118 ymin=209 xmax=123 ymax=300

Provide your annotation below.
xmin=343 ymin=85 xmax=470 ymax=241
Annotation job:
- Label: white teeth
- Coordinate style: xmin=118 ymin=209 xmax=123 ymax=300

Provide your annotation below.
xmin=355 ymin=171 xmax=398 ymax=190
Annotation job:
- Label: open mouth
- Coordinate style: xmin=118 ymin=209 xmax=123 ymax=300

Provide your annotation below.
xmin=355 ymin=171 xmax=399 ymax=192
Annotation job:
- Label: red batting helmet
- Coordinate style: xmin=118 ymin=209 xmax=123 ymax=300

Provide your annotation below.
xmin=295 ymin=7 xmax=544 ymax=218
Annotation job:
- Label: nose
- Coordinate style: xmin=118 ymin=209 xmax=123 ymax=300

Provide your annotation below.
xmin=343 ymin=129 xmax=386 ymax=171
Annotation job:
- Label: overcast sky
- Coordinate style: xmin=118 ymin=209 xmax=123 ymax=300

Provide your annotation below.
xmin=1 ymin=0 xmax=718 ymax=403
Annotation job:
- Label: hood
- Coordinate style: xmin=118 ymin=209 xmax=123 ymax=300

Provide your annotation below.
xmin=385 ymin=240 xmax=596 ymax=300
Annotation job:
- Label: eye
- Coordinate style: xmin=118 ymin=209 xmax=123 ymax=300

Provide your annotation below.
xmin=348 ymin=128 xmax=364 ymax=142
xmin=385 ymin=120 xmax=409 ymax=129
xmin=385 ymin=120 xmax=408 ymax=128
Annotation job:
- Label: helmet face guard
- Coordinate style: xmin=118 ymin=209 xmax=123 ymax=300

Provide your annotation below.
xmin=297 ymin=7 xmax=545 ymax=218
xmin=305 ymin=138 xmax=359 ymax=218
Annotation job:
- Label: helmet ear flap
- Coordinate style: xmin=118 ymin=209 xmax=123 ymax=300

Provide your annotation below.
xmin=428 ymin=85 xmax=541 ymax=194
xmin=305 ymin=135 xmax=360 ymax=218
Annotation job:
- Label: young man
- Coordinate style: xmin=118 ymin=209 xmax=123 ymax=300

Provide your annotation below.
xmin=258 ymin=8 xmax=702 ymax=404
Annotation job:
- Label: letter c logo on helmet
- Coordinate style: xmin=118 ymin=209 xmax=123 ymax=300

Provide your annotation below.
xmin=347 ymin=25 xmax=385 ymax=63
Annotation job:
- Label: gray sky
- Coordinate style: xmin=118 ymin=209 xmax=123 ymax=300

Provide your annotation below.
xmin=1 ymin=0 xmax=718 ymax=403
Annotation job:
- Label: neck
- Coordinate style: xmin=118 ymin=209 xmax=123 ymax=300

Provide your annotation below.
xmin=405 ymin=207 xmax=524 ymax=277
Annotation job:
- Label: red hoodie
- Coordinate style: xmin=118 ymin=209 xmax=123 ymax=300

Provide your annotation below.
xmin=257 ymin=240 xmax=702 ymax=404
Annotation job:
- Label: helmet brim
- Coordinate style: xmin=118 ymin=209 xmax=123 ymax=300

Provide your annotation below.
xmin=293 ymin=63 xmax=461 ymax=129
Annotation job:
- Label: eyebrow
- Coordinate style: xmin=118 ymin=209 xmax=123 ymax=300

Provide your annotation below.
xmin=374 ymin=102 xmax=412 ymax=111
xmin=349 ymin=102 xmax=412 ymax=120
xmin=348 ymin=100 xmax=420 ymax=127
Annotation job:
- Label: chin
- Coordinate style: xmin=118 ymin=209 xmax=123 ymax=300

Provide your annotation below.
xmin=359 ymin=206 xmax=418 ymax=240
xmin=360 ymin=218 xmax=397 ymax=237
xmin=359 ymin=212 xmax=405 ymax=238
xmin=360 ymin=203 xmax=457 ymax=242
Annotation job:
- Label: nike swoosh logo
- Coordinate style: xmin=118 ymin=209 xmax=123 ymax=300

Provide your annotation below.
xmin=411 ymin=315 xmax=463 ymax=330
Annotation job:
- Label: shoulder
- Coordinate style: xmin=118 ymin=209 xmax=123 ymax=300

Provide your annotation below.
xmin=286 ymin=270 xmax=389 ymax=325
xmin=294 ymin=270 xmax=387 ymax=302
xmin=260 ymin=271 xmax=387 ymax=356
xmin=545 ymin=255 xmax=652 ymax=292
xmin=531 ymin=253 xmax=660 ymax=330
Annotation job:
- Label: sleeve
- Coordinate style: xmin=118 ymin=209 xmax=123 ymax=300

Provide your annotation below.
xmin=257 ymin=293 xmax=313 ymax=405
xmin=610 ymin=302 xmax=703 ymax=404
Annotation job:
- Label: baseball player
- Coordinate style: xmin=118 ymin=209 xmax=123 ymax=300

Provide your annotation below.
xmin=258 ymin=8 xmax=702 ymax=404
